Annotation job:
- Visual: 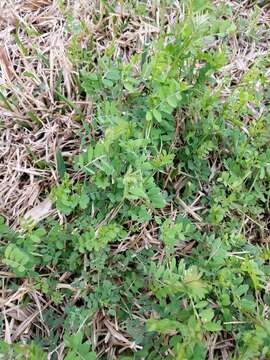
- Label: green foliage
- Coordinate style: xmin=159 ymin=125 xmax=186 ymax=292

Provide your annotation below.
xmin=51 ymin=175 xmax=90 ymax=215
xmin=64 ymin=332 xmax=96 ymax=360
xmin=4 ymin=244 xmax=33 ymax=274
xmin=0 ymin=341 xmax=46 ymax=360
xmin=1 ymin=1 xmax=270 ymax=359
xmin=160 ymin=217 xmax=198 ymax=253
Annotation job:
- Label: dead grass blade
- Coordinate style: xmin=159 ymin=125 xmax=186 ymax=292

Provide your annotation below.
xmin=0 ymin=45 xmax=15 ymax=81
xmin=23 ymin=0 xmax=53 ymax=11
xmin=10 ymin=301 xmax=51 ymax=342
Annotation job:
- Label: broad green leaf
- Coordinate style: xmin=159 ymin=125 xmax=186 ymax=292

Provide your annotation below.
xmin=200 ymin=308 xmax=214 ymax=323
xmin=147 ymin=319 xmax=181 ymax=334
xmin=167 ymin=94 xmax=178 ymax=108
xmin=153 ymin=109 xmax=162 ymax=122
xmin=204 ymin=321 xmax=222 ymax=332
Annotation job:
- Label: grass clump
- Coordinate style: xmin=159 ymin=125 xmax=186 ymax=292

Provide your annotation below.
xmin=0 ymin=1 xmax=270 ymax=359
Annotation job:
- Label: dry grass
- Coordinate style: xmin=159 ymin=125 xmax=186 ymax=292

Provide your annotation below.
xmin=220 ymin=1 xmax=270 ymax=76
xmin=0 ymin=0 xmax=81 ymax=226
xmin=1 ymin=279 xmax=51 ymax=344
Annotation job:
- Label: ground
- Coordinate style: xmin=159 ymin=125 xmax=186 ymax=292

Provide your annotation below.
xmin=0 ymin=1 xmax=270 ymax=359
